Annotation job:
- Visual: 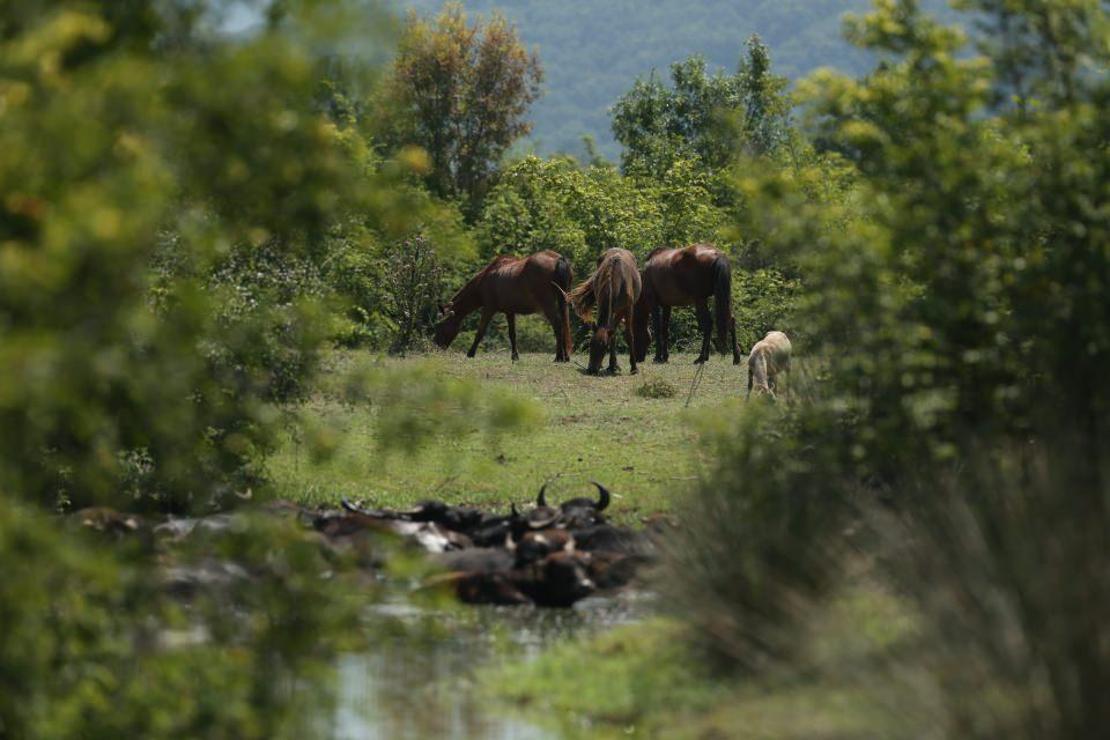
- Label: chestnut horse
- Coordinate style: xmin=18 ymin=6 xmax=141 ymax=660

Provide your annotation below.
xmin=569 ymin=248 xmax=642 ymax=375
xmin=632 ymin=244 xmax=742 ymax=365
xmin=434 ymin=250 xmax=573 ymax=362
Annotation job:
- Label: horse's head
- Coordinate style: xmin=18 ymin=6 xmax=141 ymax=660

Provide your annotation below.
xmin=587 ymin=325 xmax=610 ymax=374
xmin=432 ymin=306 xmax=460 ymax=348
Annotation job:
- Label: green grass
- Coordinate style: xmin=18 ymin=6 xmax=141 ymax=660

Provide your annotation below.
xmin=482 ymin=581 xmax=929 ymax=739
xmin=268 ymin=349 xmax=754 ymax=516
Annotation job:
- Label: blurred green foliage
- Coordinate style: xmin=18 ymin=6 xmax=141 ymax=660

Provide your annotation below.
xmin=0 ymin=0 xmax=433 ymax=512
xmin=0 ymin=497 xmax=366 ymax=738
xmin=674 ymin=0 xmax=1109 ymax=735
xmin=0 ymin=2 xmax=515 ymax=737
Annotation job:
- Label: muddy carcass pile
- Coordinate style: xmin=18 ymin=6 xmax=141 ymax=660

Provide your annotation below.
xmin=75 ymin=482 xmax=662 ymax=609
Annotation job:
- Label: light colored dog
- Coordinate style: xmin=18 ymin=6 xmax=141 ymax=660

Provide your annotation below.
xmin=746 ymin=331 xmax=792 ymax=399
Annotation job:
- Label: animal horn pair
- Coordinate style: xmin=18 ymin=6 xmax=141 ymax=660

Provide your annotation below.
xmin=535 ymin=481 xmax=611 ymax=511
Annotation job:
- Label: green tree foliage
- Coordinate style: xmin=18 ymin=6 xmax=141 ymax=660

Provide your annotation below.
xmin=376 ymin=2 xmax=542 ymax=210
xmin=612 ymin=35 xmax=790 ymax=179
xmin=476 ymin=154 xmax=727 ymax=279
xmin=477 ymin=155 xmax=658 ymax=271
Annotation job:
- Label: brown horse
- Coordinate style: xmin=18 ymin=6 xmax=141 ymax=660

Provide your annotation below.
xmin=434 ymin=250 xmax=573 ymax=362
xmin=632 ymin=244 xmax=742 ymax=365
xmin=569 ymin=248 xmax=642 ymax=375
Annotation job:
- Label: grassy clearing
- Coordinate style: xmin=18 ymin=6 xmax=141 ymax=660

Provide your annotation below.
xmin=482 ymin=579 xmax=930 ymax=739
xmin=268 ymin=347 xmax=753 ymax=517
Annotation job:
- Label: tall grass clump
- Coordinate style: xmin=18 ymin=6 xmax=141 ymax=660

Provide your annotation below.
xmin=666 ymin=1 xmax=1108 ymax=736
xmin=877 ymin=431 xmax=1109 ymax=737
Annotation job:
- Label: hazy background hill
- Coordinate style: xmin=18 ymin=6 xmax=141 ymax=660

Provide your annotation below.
xmin=403 ymin=0 xmax=948 ymax=158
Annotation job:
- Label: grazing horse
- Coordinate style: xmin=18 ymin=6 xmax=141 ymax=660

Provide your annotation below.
xmin=434 ymin=250 xmax=573 ymax=362
xmin=746 ymin=330 xmax=792 ymax=398
xmin=632 ymin=244 xmax=742 ymax=365
xmin=569 ymin=248 xmax=642 ymax=375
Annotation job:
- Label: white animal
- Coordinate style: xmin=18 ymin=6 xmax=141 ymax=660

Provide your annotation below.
xmin=746 ymin=331 xmax=792 ymax=399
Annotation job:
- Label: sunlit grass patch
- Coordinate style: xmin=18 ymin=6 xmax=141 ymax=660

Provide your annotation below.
xmin=267 ymin=349 xmax=756 ymax=517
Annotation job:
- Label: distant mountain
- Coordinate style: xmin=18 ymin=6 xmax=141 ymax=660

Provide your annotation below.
xmin=402 ymin=0 xmax=952 ymax=159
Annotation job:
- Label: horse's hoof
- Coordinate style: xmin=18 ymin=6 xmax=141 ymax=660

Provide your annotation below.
xmin=652 ymin=357 xmax=667 ymax=364
xmin=733 ymin=356 xmax=742 ymax=366
xmin=512 ymin=354 xmax=520 ymax=362
xmin=466 ymin=352 xmax=477 ymax=359
xmin=693 ymin=357 xmax=708 ymax=365
xmin=630 ymin=367 xmax=639 ymax=375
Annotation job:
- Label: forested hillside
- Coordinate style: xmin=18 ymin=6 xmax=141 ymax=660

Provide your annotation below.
xmin=403 ymin=0 xmax=948 ymax=156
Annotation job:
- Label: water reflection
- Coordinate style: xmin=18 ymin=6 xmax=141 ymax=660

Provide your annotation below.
xmin=335 ymin=591 xmax=653 ymax=738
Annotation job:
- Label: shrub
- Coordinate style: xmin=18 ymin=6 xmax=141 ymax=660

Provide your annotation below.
xmin=635 ymin=378 xmax=678 ymax=399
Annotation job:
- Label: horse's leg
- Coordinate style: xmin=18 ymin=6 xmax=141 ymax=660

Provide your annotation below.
xmin=466 ymin=308 xmax=495 ymax=358
xmin=661 ymin=305 xmax=672 ymax=362
xmin=648 ymin=303 xmax=657 ymax=363
xmin=607 ymin=319 xmax=620 ymax=374
xmin=542 ymin=303 xmax=566 ymax=362
xmin=694 ymin=300 xmax=712 ymax=364
xmin=625 ymin=312 xmax=638 ymax=375
xmin=506 ymin=313 xmax=519 ymax=362
xmin=730 ymin=316 xmax=742 ymax=365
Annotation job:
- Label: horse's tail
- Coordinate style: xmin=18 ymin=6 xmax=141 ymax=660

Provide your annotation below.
xmin=569 ymin=265 xmax=601 ymax=323
xmin=553 ymin=255 xmax=574 ymax=357
xmin=711 ymin=255 xmax=732 ymax=353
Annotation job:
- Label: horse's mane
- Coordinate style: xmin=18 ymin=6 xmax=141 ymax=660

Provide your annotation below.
xmin=448 ymin=254 xmax=518 ymax=305
xmin=645 ymin=246 xmax=673 ymax=262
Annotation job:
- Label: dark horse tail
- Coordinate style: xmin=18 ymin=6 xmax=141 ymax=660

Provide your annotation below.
xmin=553 ymin=254 xmax=574 ymax=358
xmin=711 ymin=255 xmax=732 ymax=354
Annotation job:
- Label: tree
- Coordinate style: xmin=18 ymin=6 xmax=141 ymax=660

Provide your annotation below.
xmin=610 ymin=35 xmax=789 ymax=179
xmin=736 ymin=34 xmax=791 ymax=156
xmin=378 ymin=2 xmax=542 ymax=211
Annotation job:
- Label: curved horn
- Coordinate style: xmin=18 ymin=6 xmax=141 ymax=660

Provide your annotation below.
xmin=591 ymin=481 xmax=611 ymax=511
xmin=536 ymin=483 xmax=548 ymax=508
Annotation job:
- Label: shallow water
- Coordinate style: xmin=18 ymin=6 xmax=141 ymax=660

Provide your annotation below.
xmin=334 ymin=590 xmax=654 ymax=739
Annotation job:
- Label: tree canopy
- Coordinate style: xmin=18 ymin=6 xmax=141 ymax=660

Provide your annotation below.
xmin=376 ymin=2 xmax=542 ymax=211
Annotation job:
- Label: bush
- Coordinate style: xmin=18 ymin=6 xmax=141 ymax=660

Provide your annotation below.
xmin=669 ymin=2 xmax=1109 ymax=736
xmin=635 ymin=378 xmax=678 ymax=399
